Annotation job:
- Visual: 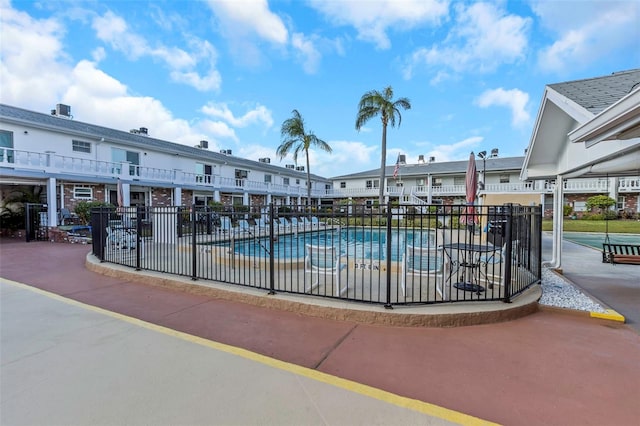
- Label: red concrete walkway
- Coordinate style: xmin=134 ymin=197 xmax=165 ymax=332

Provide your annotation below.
xmin=1 ymin=239 xmax=639 ymax=425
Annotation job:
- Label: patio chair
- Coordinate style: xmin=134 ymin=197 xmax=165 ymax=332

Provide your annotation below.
xmin=236 ymin=219 xmax=251 ymax=234
xmin=477 ymin=240 xmax=522 ymax=289
xmin=401 ymin=244 xmax=447 ymax=300
xmin=218 ymin=216 xmax=233 ymax=233
xmin=304 ymin=244 xmax=347 ymax=296
xmin=59 ymin=208 xmax=78 ymax=225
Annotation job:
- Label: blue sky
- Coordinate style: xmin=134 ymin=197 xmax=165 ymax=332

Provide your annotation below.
xmin=1 ymin=0 xmax=639 ymax=178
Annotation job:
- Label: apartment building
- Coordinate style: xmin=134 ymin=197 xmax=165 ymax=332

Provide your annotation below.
xmin=1 ymin=101 xmax=638 ymax=229
xmin=0 ymin=103 xmax=332 ymax=227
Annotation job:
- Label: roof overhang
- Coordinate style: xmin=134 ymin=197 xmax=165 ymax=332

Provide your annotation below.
xmin=569 ymin=88 xmax=640 ymax=147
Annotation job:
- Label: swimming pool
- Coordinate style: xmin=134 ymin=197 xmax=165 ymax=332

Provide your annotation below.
xmin=563 ymin=232 xmax=640 ymax=250
xmin=219 ymin=227 xmax=438 ymax=261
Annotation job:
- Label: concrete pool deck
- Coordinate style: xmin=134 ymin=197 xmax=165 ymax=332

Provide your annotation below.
xmin=1 ymin=236 xmax=639 ymax=424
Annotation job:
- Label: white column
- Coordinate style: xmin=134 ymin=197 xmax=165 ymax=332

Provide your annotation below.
xmin=122 ymin=182 xmax=131 ymax=207
xmin=609 ymin=177 xmax=618 ymax=203
xmin=174 ymin=187 xmax=182 ymax=206
xmin=214 ymin=190 xmax=221 ymax=203
xmin=47 ymin=177 xmax=57 ymax=227
xmin=266 ymin=193 xmax=272 ymax=204
xmin=243 ymin=191 xmax=249 ymax=206
xmin=551 ymin=176 xmax=564 ymax=269
xmin=427 ymin=174 xmax=433 ymax=204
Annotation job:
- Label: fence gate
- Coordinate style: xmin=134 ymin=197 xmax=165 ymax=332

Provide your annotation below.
xmin=25 ymin=203 xmax=49 ymax=242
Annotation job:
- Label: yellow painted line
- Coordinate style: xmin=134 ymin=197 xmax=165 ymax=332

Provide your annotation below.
xmin=590 ymin=309 xmax=625 ymax=322
xmin=1 ymin=277 xmax=498 ymax=426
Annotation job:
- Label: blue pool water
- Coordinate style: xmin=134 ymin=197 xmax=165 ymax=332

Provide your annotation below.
xmin=563 ymin=232 xmax=640 ymax=250
xmin=219 ymin=228 xmax=437 ymax=261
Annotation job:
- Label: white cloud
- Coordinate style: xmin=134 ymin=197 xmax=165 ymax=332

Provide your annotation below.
xmin=412 ymin=136 xmax=484 ymax=163
xmin=200 ymin=120 xmax=238 ymax=142
xmin=308 ymin=0 xmax=449 ymax=49
xmin=291 ymin=32 xmax=321 ymax=74
xmin=476 ymin=88 xmax=530 ymax=127
xmin=207 ymin=0 xmax=288 ymax=45
xmin=403 ymin=2 xmax=530 ymax=79
xmin=91 ymin=10 xmax=221 ymax=91
xmin=201 ymin=102 xmax=273 ymax=128
xmin=0 ymin=1 xmax=70 ymax=109
xmin=532 ymin=0 xmax=640 ymax=73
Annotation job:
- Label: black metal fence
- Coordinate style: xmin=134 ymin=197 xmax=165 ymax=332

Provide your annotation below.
xmin=91 ymin=203 xmax=542 ymax=307
xmin=25 ymin=203 xmax=48 ymax=242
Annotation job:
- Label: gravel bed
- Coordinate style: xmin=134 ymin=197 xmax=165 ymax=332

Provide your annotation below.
xmin=539 ymin=267 xmax=607 ymax=313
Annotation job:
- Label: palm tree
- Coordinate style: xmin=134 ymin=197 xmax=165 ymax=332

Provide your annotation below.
xmin=355 ymin=86 xmax=411 ymax=206
xmin=277 ymin=109 xmax=332 ymax=205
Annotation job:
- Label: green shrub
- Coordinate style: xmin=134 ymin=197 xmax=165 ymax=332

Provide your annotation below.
xmin=563 ymin=204 xmax=573 ymax=216
xmin=75 ymin=201 xmax=114 ymax=224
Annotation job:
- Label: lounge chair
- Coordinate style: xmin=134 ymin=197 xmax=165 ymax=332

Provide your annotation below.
xmin=310 ymin=216 xmax=326 ymax=227
xmin=304 ymin=244 xmax=347 ymax=296
xmin=278 ymin=217 xmax=291 ymax=232
xmin=218 ymin=216 xmax=233 ymax=233
xmin=106 ymin=220 xmax=137 ymax=250
xmin=401 ymin=244 xmax=446 ymax=300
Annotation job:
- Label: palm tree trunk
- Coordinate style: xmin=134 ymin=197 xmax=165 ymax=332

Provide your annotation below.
xmin=378 ymin=123 xmax=387 ymax=206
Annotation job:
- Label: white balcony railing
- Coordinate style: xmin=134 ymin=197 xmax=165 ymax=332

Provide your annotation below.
xmin=2 ymin=148 xmax=639 ymax=200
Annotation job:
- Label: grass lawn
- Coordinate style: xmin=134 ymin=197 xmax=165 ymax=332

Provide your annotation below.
xmin=542 ymin=219 xmax=640 ymax=233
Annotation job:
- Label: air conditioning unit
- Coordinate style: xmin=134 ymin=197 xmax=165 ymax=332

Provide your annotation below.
xmin=199 ymin=140 xmax=209 ymax=149
xmin=285 ymin=164 xmax=295 ymax=169
xmin=220 ymin=149 xmax=232 ymax=155
xmin=398 ymin=154 xmax=406 ymax=164
xmin=56 ymin=104 xmax=71 ymax=117
xmin=429 ymin=156 xmax=436 ymax=163
xmin=491 ymin=148 xmax=499 ymax=158
xmin=138 ymin=127 xmax=148 ymax=135
xmin=259 ymin=157 xmax=271 ymax=163
xmin=296 ymin=166 xmax=305 ymax=171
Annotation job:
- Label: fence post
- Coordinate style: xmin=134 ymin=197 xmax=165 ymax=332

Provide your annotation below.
xmin=536 ymin=206 xmax=543 ymax=282
xmin=191 ymin=204 xmax=197 ymax=281
xmin=268 ymin=203 xmax=276 ymax=294
xmin=503 ymin=204 xmax=513 ymax=303
xmin=385 ymin=204 xmax=393 ymax=309
xmin=135 ymin=206 xmax=142 ymax=271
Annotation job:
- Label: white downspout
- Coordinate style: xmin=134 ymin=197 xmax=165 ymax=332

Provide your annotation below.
xmin=543 ymin=175 xmax=564 ymax=270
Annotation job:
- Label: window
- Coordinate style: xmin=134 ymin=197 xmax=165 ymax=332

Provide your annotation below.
xmin=296 ymin=179 xmax=300 ymax=185
xmin=0 ymin=130 xmax=14 ymax=163
xmin=416 ymin=178 xmax=425 ymax=186
xmin=283 ymin=177 xmax=290 ymax=185
xmin=72 ymin=140 xmax=91 ymax=153
xmin=73 ymin=186 xmax=93 ymax=200
xmin=340 ymin=182 xmax=346 ymax=189
xmin=235 ymin=169 xmax=248 ymax=179
xmin=432 ymin=177 xmax=442 ymax=187
xmin=232 ymin=196 xmax=244 ymax=206
xmin=112 ymin=148 xmax=140 ymax=175
xmin=454 ymin=177 xmax=465 ymax=186
xmin=366 ymin=179 xmax=379 ymax=189
xmin=264 ymin=174 xmax=272 ymax=183
xmin=500 ymin=174 xmax=510 ymax=183
xmin=325 ymin=184 xmax=331 ymax=190
xmin=195 ymin=163 xmax=213 ymax=183
xmin=617 ymin=196 xmax=626 ymax=210
xmin=573 ymin=201 xmax=587 ymax=212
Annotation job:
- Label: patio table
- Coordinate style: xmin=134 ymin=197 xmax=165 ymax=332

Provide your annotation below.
xmin=441 ymin=242 xmax=498 ymax=293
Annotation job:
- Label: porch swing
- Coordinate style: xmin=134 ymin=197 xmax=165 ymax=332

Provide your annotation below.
xmin=602 ymin=173 xmax=640 ymax=264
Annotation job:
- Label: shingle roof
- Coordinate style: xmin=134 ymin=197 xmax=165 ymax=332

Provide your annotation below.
xmin=0 ymin=104 xmax=329 ymax=182
xmin=548 ymin=69 xmax=640 ymax=115
xmin=331 ymin=156 xmax=525 ymax=179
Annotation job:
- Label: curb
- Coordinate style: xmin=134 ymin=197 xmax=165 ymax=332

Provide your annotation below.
xmin=545 ymin=268 xmax=626 ymax=323
xmin=590 ymin=309 xmax=626 ymax=322
xmin=85 ymin=253 xmax=541 ymax=328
